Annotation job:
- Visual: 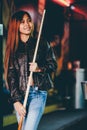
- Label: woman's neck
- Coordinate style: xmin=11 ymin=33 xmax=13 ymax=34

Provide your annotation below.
xmin=20 ymin=34 xmax=30 ymax=43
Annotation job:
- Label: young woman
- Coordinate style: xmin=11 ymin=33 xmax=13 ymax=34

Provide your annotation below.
xmin=4 ymin=10 xmax=57 ymax=130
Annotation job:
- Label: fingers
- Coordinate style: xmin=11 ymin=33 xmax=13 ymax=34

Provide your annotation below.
xmin=14 ymin=102 xmax=26 ymax=117
xmin=29 ymin=62 xmax=38 ymax=72
xmin=20 ymin=106 xmax=26 ymax=117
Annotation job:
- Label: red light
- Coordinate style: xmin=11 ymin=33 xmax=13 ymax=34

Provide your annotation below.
xmin=52 ymin=0 xmax=70 ymax=7
xmin=38 ymin=0 xmax=46 ymax=14
xmin=71 ymin=5 xmax=87 ymax=17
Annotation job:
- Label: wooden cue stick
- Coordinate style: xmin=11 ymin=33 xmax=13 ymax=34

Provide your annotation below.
xmin=18 ymin=9 xmax=46 ymax=130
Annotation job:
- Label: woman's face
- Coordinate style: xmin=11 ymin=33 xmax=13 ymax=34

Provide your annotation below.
xmin=19 ymin=14 xmax=33 ymax=35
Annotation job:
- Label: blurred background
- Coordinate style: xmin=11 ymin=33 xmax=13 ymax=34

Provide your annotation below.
xmin=1 ymin=0 xmax=87 ymax=129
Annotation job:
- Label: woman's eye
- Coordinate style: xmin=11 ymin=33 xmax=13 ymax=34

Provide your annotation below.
xmin=20 ymin=18 xmax=31 ymax=24
xmin=20 ymin=20 xmax=24 ymax=23
xmin=27 ymin=19 xmax=31 ymax=22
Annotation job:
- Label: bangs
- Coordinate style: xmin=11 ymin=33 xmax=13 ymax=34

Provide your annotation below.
xmin=12 ymin=10 xmax=32 ymax=22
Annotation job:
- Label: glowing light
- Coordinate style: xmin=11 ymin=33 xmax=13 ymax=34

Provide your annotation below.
xmin=52 ymin=0 xmax=87 ymax=19
xmin=70 ymin=5 xmax=87 ymax=17
xmin=52 ymin=0 xmax=70 ymax=7
xmin=70 ymin=5 xmax=75 ymax=10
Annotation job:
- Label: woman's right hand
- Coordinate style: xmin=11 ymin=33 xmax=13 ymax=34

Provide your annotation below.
xmin=14 ymin=101 xmax=26 ymax=117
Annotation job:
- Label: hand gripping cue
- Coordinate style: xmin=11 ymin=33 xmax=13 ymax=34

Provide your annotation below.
xmin=18 ymin=9 xmax=46 ymax=130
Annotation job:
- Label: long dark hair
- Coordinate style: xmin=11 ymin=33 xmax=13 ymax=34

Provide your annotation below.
xmin=4 ymin=10 xmax=34 ymax=89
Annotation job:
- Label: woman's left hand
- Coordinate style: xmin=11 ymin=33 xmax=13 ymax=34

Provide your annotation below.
xmin=29 ymin=62 xmax=41 ymax=72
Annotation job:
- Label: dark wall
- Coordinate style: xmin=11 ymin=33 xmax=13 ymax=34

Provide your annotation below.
xmin=42 ymin=1 xmax=64 ymax=41
xmin=69 ymin=20 xmax=87 ymax=68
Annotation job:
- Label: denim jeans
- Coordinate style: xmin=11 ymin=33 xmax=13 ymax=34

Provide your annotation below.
xmin=15 ymin=86 xmax=47 ymax=130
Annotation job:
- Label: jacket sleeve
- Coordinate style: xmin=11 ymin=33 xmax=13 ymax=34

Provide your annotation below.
xmin=38 ymin=40 xmax=57 ymax=73
xmin=7 ymin=56 xmax=22 ymax=104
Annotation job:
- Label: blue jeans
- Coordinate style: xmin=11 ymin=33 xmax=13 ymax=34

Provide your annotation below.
xmin=15 ymin=86 xmax=47 ymax=130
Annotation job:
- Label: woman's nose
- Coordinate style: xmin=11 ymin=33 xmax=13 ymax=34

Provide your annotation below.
xmin=25 ymin=21 xmax=29 ymax=26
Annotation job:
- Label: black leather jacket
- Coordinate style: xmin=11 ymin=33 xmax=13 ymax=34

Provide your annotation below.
xmin=7 ymin=37 xmax=57 ymax=103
